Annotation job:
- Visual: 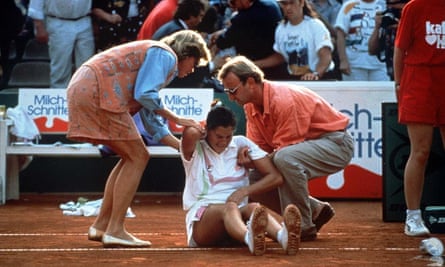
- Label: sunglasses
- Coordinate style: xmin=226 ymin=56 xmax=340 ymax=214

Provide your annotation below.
xmin=224 ymin=82 xmax=242 ymax=94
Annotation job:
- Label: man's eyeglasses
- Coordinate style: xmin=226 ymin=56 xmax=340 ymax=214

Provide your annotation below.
xmin=224 ymin=82 xmax=242 ymax=94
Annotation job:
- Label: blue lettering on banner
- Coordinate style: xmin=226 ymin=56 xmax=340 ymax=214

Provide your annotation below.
xmin=163 ymin=94 xmax=204 ymax=117
xmin=340 ymin=103 xmax=382 ymax=159
xmin=25 ymin=94 xmax=68 ymax=117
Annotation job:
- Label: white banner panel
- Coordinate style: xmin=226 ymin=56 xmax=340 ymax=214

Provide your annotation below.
xmin=18 ymin=88 xmax=68 ymax=133
xmin=159 ymin=88 xmax=214 ymax=133
xmin=18 ymin=88 xmax=214 ymax=134
xmin=283 ymin=81 xmax=396 ymax=198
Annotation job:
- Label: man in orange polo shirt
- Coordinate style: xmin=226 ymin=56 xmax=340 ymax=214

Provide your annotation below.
xmin=218 ymin=55 xmax=354 ymax=241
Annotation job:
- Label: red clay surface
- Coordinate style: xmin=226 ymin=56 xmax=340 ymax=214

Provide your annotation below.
xmin=0 ymin=194 xmax=444 ymax=266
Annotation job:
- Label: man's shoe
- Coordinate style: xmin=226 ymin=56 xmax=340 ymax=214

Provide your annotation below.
xmin=301 ymin=227 xmax=317 ymax=241
xmin=281 ymin=204 xmax=301 ymax=255
xmin=313 ymin=202 xmax=335 ymax=231
xmin=404 ymin=217 xmax=430 ymax=237
xmin=246 ymin=205 xmax=268 ymax=256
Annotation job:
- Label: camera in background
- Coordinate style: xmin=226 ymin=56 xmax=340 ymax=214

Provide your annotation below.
xmin=380 ymin=8 xmax=401 ymax=29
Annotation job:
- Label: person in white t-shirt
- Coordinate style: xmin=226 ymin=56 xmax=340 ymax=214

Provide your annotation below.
xmin=180 ymin=105 xmax=302 ymax=256
xmin=255 ymin=0 xmax=335 ymax=80
xmin=335 ymin=0 xmax=389 ymax=81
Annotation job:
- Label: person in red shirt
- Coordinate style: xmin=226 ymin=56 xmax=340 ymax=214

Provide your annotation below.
xmin=393 ymin=0 xmax=445 ymax=237
xmin=137 ymin=0 xmax=178 ymax=40
xmin=218 ymin=55 xmax=354 ymax=241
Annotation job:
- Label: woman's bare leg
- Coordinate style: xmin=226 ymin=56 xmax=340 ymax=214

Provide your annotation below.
xmin=404 ymin=124 xmax=433 ymax=210
xmin=91 ymin=139 xmax=149 ymax=241
xmin=192 ymin=204 xmax=234 ymax=245
xmin=91 ymin=159 xmax=124 ymax=232
xmin=192 ymin=203 xmax=262 ymax=245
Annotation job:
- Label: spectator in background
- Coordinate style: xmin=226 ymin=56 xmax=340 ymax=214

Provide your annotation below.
xmin=254 ymin=0 xmax=335 ymax=80
xmin=218 ymin=56 xmax=354 ymax=241
xmin=334 ymin=0 xmax=389 ymax=81
xmin=210 ymin=0 xmax=287 ymax=80
xmin=0 ymin=0 xmax=27 ymax=88
xmin=198 ymin=0 xmax=230 ymax=35
xmin=210 ymin=0 xmax=235 ymax=32
xmin=150 ymin=0 xmax=225 ymax=91
xmin=393 ymin=0 xmax=445 ymax=237
xmin=28 ymin=0 xmax=95 ymax=88
xmin=309 ymin=0 xmax=340 ymax=27
xmin=14 ymin=1 xmax=37 ymax=62
xmin=368 ymin=0 xmax=409 ymax=80
xmin=137 ymin=0 xmax=178 ymax=40
xmin=181 ymin=105 xmax=302 ymax=256
xmin=151 ymin=0 xmax=208 ymax=40
xmin=92 ymin=0 xmax=156 ymax=52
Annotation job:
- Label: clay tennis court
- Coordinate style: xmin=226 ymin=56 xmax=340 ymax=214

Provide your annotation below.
xmin=1 ymin=193 xmax=444 ymax=266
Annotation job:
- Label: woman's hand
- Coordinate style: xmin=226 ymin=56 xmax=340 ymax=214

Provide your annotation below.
xmin=226 ymin=187 xmax=249 ymax=204
xmin=107 ymin=12 xmax=122 ymax=24
xmin=177 ymin=117 xmax=205 ymax=134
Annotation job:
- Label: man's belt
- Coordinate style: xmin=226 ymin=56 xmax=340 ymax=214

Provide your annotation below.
xmin=47 ymin=14 xmax=90 ymax=21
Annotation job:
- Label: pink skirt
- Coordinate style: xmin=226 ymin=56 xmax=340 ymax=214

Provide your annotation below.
xmin=66 ymin=66 xmax=141 ymax=143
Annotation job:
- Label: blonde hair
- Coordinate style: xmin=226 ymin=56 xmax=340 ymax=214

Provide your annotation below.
xmin=160 ymin=30 xmax=211 ymax=66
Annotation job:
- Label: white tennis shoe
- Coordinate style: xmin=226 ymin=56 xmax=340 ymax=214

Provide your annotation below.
xmin=404 ymin=217 xmax=430 ymax=237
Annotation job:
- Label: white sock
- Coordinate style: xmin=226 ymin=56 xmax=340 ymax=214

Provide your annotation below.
xmin=406 ymin=209 xmax=421 ymax=220
xmin=277 ymin=228 xmax=284 ymax=246
xmin=244 ymin=231 xmax=250 ymax=246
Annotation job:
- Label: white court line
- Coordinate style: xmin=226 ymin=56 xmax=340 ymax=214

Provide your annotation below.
xmin=0 ymin=233 xmax=420 ymax=253
xmin=0 ymin=247 xmax=420 ymax=253
xmin=0 ymin=233 xmax=184 ymax=236
xmin=0 ymin=232 xmax=348 ymax=237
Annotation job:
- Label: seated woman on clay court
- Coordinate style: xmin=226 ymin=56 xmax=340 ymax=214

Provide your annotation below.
xmin=180 ymin=105 xmax=302 ymax=256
